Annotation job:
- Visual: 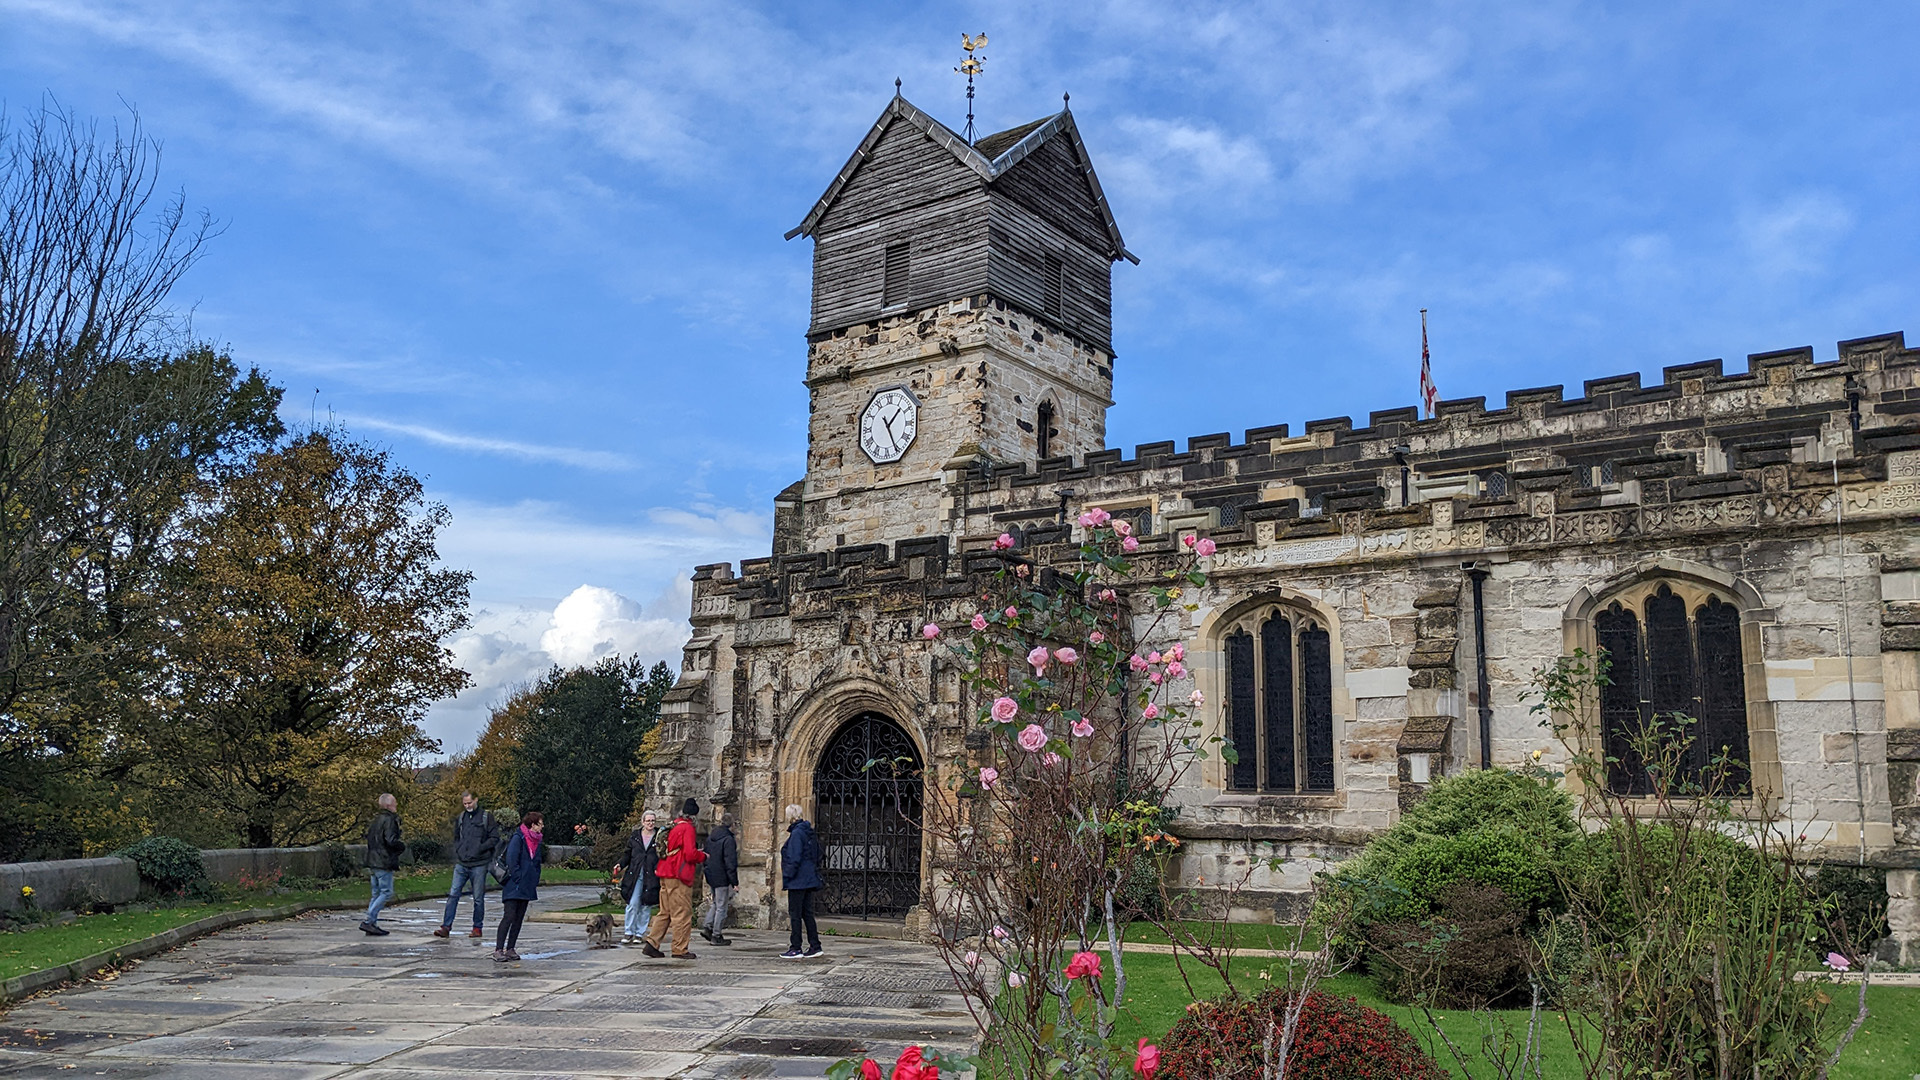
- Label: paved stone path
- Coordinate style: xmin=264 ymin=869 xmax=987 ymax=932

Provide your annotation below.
xmin=0 ymin=887 xmax=978 ymax=1079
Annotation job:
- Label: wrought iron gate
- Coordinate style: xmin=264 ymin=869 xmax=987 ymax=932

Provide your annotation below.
xmin=812 ymin=713 xmax=923 ymax=917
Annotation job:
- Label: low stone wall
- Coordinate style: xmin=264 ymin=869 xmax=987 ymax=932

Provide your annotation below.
xmin=200 ymin=847 xmax=335 ymax=885
xmin=2 ymin=842 xmax=595 ymax=917
xmin=0 ymin=858 xmax=140 ymax=915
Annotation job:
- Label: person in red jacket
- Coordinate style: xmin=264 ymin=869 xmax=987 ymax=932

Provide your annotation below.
xmin=640 ymin=798 xmax=707 ymax=959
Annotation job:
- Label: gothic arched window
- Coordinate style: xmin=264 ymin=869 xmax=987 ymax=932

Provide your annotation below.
xmin=1593 ymin=583 xmax=1751 ymax=796
xmin=1224 ymin=605 xmax=1335 ymax=793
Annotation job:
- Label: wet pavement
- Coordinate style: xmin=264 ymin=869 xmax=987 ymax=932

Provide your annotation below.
xmin=0 ymin=886 xmax=977 ymax=1078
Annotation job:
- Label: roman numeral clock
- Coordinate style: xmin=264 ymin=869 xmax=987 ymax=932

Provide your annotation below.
xmin=858 ymin=385 xmax=918 ymax=464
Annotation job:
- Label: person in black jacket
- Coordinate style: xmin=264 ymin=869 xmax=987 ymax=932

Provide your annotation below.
xmin=614 ymin=810 xmax=660 ymax=945
xmin=360 ymin=793 xmax=405 ymax=936
xmin=779 ymin=803 xmax=824 ymax=959
xmin=699 ymin=806 xmax=739 ymax=946
xmin=436 ymin=792 xmax=500 ymax=938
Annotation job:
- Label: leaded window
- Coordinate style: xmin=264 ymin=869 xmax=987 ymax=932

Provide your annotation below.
xmin=1595 ymin=583 xmax=1750 ymax=795
xmin=1225 ymin=607 xmax=1335 ymax=792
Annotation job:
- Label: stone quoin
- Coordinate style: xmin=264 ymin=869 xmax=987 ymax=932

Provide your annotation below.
xmin=645 ymin=90 xmax=1920 ymax=962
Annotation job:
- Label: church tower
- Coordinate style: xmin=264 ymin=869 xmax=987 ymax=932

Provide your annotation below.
xmin=781 ymin=92 xmax=1135 ymax=552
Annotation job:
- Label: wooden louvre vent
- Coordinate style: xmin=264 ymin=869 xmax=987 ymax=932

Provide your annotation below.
xmin=883 ymin=241 xmax=911 ymax=309
xmin=1042 ymin=253 xmax=1065 ymax=319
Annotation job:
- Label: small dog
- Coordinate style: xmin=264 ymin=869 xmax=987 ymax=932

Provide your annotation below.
xmin=585 ymin=914 xmax=617 ymax=949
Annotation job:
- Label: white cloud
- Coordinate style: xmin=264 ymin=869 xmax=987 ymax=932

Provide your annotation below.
xmin=422 ymin=495 xmax=769 ymax=752
xmin=539 ymin=584 xmax=687 ymax=667
xmin=349 ymin=416 xmax=636 ymax=471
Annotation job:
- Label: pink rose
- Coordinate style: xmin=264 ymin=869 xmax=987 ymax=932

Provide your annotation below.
xmin=1142 ymin=703 xmax=1160 ymax=720
xmin=1098 ymin=589 xmax=1117 ymax=602
xmin=1006 ymin=970 xmax=1024 ymax=987
xmin=993 ymin=533 xmax=1015 ymax=550
xmin=1076 ymin=507 xmax=1111 ymax=528
xmin=1005 ymin=606 xmax=1019 ymax=619
xmin=1055 ymin=647 xmax=1079 ymax=665
xmin=1190 ymin=689 xmax=1205 ymax=706
xmin=1182 ymin=534 xmax=1196 ymax=548
xmin=1194 ymin=537 xmax=1217 ymax=557
xmin=991 ymin=924 xmax=1009 ymax=939
xmin=1041 ymin=752 xmax=1062 ymax=767
xmin=860 ymin=1059 xmax=882 ymax=1080
xmin=1170 ymin=643 xmax=1185 ymax=661
xmin=1134 ymin=1038 xmax=1160 ymax=1079
xmin=991 ymin=696 xmax=1019 ymax=723
xmin=1128 ymin=653 xmax=1150 ymax=673
xmin=922 ymin=623 xmax=941 ymax=639
xmin=1017 ymin=724 xmax=1047 ymax=752
xmin=1166 ymin=661 xmax=1186 ymax=679
xmin=1027 ymin=646 xmax=1050 ymax=673
xmin=1149 ymin=671 xmax=1163 ymax=684
xmin=978 ymin=766 xmax=999 ymax=790
xmin=1148 ymin=651 xmax=1161 ymax=664
xmin=1122 ymin=536 xmax=1139 ymax=552
xmin=971 ymin=613 xmax=989 ymax=631
xmin=1113 ymin=519 xmax=1131 ymax=537
xmin=1825 ymin=951 xmax=1851 ymax=971
xmin=1089 ymin=631 xmax=1105 ymax=644
xmin=1064 ymin=950 xmax=1102 ymax=980
xmin=964 ymin=950 xmax=980 ymax=966
xmin=1071 ymin=719 xmax=1094 ymax=737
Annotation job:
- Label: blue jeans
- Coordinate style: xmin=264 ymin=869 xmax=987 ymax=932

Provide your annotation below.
xmin=364 ymin=869 xmax=395 ymax=924
xmin=623 ymin=886 xmax=652 ymax=939
xmin=441 ymin=862 xmax=486 ymax=928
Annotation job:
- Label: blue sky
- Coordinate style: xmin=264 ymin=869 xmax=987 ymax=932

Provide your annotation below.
xmin=4 ymin=1 xmax=1915 ymax=752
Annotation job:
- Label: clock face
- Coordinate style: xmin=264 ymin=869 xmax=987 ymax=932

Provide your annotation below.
xmin=858 ymin=386 xmax=919 ymax=464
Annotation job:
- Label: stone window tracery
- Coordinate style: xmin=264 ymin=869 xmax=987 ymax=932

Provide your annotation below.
xmin=1593 ymin=581 xmax=1751 ymax=796
xmin=1223 ymin=604 xmax=1336 ymax=793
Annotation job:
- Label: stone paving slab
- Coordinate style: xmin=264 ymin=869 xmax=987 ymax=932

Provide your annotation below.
xmin=0 ymin=887 xmax=978 ymax=1078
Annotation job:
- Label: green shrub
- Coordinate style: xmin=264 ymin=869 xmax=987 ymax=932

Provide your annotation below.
xmin=116 ymin=837 xmax=208 ymax=895
xmin=1368 ymin=880 xmax=1533 ymax=1008
xmin=1808 ymin=864 xmax=1887 ymax=957
xmin=1329 ymin=768 xmax=1578 ymax=927
xmin=322 ymin=842 xmax=356 ymax=878
xmin=407 ymin=836 xmax=448 ymax=864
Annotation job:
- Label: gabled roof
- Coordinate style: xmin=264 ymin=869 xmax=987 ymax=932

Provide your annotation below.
xmin=785 ymin=94 xmax=1137 ymax=264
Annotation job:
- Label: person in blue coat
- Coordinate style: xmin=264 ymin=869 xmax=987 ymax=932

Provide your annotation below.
xmin=494 ymin=810 xmax=545 ymax=962
xmin=779 ymin=803 xmax=825 ymax=959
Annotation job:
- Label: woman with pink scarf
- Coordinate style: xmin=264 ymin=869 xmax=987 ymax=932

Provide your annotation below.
xmin=494 ymin=810 xmax=546 ymax=962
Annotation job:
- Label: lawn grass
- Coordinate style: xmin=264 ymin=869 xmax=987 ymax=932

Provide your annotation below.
xmin=1098 ymin=952 xmax=1917 ymax=1080
xmin=1119 ymin=920 xmax=1321 ymax=952
xmin=0 ymin=864 xmax=609 ymax=984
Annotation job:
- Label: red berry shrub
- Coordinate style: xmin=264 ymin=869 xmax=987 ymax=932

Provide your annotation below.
xmin=1156 ymin=989 xmax=1445 ymax=1080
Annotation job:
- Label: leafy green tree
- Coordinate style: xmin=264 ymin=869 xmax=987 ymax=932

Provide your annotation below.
xmin=511 ymin=657 xmax=673 ymax=835
xmin=137 ymin=432 xmax=472 ymax=846
xmin=0 ymin=102 xmax=282 ymax=857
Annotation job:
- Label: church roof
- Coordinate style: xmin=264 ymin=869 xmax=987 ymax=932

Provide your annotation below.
xmin=785 ymin=94 xmax=1136 ymax=264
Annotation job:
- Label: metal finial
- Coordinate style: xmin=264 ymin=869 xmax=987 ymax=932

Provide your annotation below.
xmin=1063 ymin=92 xmax=1070 ymax=109
xmin=895 ymin=77 xmax=902 ymax=95
xmin=955 ymin=32 xmax=988 ymax=144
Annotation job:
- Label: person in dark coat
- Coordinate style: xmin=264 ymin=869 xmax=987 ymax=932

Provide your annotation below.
xmin=494 ymin=810 xmax=545 ymax=962
xmin=699 ymin=806 xmax=740 ymax=946
xmin=437 ymin=791 xmax=499 ymax=938
xmin=779 ymin=803 xmax=824 ymax=959
xmin=614 ymin=810 xmax=660 ymax=945
xmin=359 ymin=793 xmax=405 ymax=936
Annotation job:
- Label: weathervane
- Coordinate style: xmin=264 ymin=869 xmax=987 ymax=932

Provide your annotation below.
xmin=956 ymin=32 xmax=987 ymax=144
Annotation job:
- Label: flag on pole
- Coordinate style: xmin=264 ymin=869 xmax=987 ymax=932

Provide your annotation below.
xmin=1419 ymin=309 xmax=1438 ymax=419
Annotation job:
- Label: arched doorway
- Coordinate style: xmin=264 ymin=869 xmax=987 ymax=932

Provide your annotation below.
xmin=812 ymin=712 xmax=923 ymax=917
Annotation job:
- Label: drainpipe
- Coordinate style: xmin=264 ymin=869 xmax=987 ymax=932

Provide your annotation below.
xmin=1467 ymin=564 xmax=1494 ymax=770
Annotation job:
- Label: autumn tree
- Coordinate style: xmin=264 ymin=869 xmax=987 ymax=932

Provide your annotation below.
xmin=0 ymin=101 xmax=282 ymax=857
xmin=510 ymin=657 xmax=673 ymax=835
xmin=139 ymin=432 xmax=473 ymax=846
